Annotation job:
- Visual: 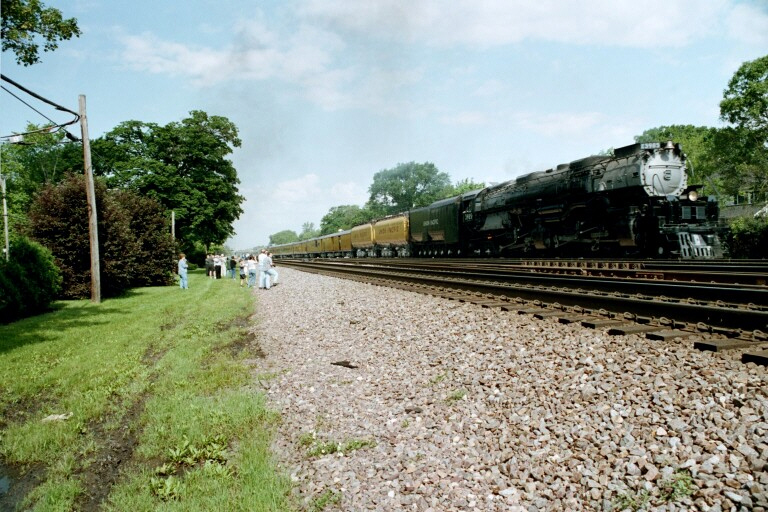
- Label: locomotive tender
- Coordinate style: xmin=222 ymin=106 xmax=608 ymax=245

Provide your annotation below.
xmin=271 ymin=141 xmax=722 ymax=260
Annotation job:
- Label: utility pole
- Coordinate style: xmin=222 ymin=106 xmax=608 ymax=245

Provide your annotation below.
xmin=79 ymin=95 xmax=101 ymax=303
xmin=1 ymin=173 xmax=8 ymax=261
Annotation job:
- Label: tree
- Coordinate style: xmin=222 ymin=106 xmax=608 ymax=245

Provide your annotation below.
xmin=634 ymin=125 xmax=717 ymax=185
xmin=320 ymin=205 xmax=371 ymax=235
xmin=94 ymin=111 xmax=245 ymax=252
xmin=1 ymin=0 xmax=81 ymax=66
xmin=368 ymin=162 xmax=451 ymax=216
xmin=716 ymin=55 xmax=768 ymax=200
xmin=1 ymin=125 xmax=82 ymax=216
xmin=26 ymin=174 xmax=174 ymax=299
xmin=298 ymin=222 xmax=320 ymax=241
xmin=443 ymin=178 xmax=485 ymax=197
xmin=720 ymin=55 xmax=768 ymax=139
xmin=269 ymin=230 xmax=299 ymax=245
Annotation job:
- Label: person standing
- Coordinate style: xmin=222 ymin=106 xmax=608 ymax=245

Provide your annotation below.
xmin=239 ymin=257 xmax=248 ymax=287
xmin=266 ymin=251 xmax=279 ymax=286
xmin=229 ymin=255 xmax=237 ymax=279
xmin=214 ymin=254 xmax=222 ymax=279
xmin=204 ymin=254 xmax=213 ymax=279
xmin=178 ymin=253 xmax=189 ymax=289
xmin=247 ymin=255 xmax=258 ymax=288
xmin=258 ymin=249 xmax=271 ymax=289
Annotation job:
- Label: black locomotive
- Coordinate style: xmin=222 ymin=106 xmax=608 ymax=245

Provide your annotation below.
xmin=272 ymin=141 xmax=723 ymax=260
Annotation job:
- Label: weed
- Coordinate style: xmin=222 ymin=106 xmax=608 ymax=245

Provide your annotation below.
xmin=659 ymin=469 xmax=696 ymax=503
xmin=307 ymin=440 xmax=341 ymax=457
xmin=310 ymin=488 xmax=342 ymax=512
xmin=149 ymin=475 xmax=184 ymax=501
xmin=613 ymin=489 xmax=650 ymax=511
xmin=298 ymin=431 xmax=317 ymax=447
xmin=429 ymin=372 xmax=450 ymax=385
xmin=401 ymin=419 xmax=410 ymax=428
xmin=446 ymin=389 xmax=467 ymax=402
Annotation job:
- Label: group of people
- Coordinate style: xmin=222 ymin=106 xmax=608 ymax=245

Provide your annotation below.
xmin=176 ymin=250 xmax=279 ymax=290
xmin=240 ymin=249 xmax=278 ymax=289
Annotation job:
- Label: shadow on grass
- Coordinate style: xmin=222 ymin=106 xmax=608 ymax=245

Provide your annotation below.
xmin=0 ymin=299 xmax=131 ymax=354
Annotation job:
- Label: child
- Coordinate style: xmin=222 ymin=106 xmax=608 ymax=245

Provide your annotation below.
xmin=239 ymin=257 xmax=247 ymax=287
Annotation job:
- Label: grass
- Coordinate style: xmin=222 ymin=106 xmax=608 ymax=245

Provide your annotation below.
xmin=0 ymin=270 xmax=295 ymax=511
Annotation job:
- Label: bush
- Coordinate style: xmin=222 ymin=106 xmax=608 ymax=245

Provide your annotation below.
xmin=0 ymin=236 xmax=61 ymax=323
xmin=725 ymin=215 xmax=768 ymax=258
xmin=26 ymin=174 xmax=175 ymax=299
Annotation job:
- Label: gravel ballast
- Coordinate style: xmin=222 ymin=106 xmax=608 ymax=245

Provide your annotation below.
xmin=251 ymin=268 xmax=768 ymax=511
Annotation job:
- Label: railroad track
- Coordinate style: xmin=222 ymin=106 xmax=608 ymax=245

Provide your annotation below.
xmin=277 ymin=258 xmax=768 ymax=366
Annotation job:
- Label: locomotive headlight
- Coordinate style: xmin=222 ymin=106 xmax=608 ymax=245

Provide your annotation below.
xmin=687 ymin=190 xmax=699 ymax=201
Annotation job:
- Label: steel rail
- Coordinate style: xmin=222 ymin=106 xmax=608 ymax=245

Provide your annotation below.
xmin=279 ymin=260 xmax=768 ymax=335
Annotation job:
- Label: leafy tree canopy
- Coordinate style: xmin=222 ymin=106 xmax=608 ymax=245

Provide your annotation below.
xmin=443 ymin=178 xmax=485 ymax=197
xmin=26 ymin=174 xmax=174 ymax=299
xmin=720 ymin=54 xmax=768 ymax=139
xmin=269 ymin=230 xmax=299 ymax=245
xmin=634 ymin=125 xmax=716 ymax=184
xmin=94 ymin=111 xmax=244 ymax=252
xmin=1 ymin=0 xmax=81 ymax=66
xmin=368 ymin=162 xmax=451 ymax=216
xmin=298 ymin=222 xmax=320 ymax=241
xmin=320 ymin=204 xmax=373 ymax=235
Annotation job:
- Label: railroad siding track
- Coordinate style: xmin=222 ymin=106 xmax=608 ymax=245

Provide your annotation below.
xmin=280 ymin=260 xmax=768 ymax=366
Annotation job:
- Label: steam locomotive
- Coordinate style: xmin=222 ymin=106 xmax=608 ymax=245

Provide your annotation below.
xmin=271 ymin=141 xmax=723 ymax=260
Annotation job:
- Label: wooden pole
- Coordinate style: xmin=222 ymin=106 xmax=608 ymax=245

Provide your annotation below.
xmin=79 ymin=95 xmax=101 ymax=303
xmin=0 ymin=173 xmax=8 ymax=261
xmin=171 ymin=210 xmax=175 ymax=239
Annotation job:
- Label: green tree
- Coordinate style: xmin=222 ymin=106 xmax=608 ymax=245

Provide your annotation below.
xmin=1 ymin=0 xmax=81 ymax=66
xmin=368 ymin=162 xmax=451 ymax=216
xmin=269 ymin=230 xmax=299 ymax=245
xmin=320 ymin=205 xmax=371 ymax=235
xmin=634 ymin=125 xmax=717 ymax=185
xmin=94 ymin=111 xmax=244 ymax=252
xmin=298 ymin=222 xmax=320 ymax=241
xmin=443 ymin=178 xmax=485 ymax=197
xmin=716 ymin=55 xmax=768 ymax=200
xmin=25 ymin=174 xmax=174 ymax=298
xmin=720 ymin=55 xmax=768 ymax=139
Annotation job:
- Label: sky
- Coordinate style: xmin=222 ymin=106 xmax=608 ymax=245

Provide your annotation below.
xmin=1 ymin=0 xmax=767 ymax=249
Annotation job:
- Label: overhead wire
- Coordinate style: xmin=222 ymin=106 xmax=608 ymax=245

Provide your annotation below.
xmin=0 ymin=74 xmax=80 ymax=142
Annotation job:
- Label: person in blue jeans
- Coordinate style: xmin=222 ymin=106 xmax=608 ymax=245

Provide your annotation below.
xmin=178 ymin=253 xmax=188 ymax=289
xmin=258 ymin=249 xmax=271 ymax=289
xmin=247 ymin=255 xmax=258 ymax=288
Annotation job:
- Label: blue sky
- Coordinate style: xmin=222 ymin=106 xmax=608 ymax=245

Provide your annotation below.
xmin=2 ymin=0 xmax=767 ymax=249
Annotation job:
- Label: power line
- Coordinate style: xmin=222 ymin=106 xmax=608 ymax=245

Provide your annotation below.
xmin=0 ymin=74 xmax=80 ymax=141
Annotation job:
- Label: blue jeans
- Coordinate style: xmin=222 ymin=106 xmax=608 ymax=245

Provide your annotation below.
xmin=179 ymin=272 xmax=188 ymax=289
xmin=247 ymin=270 xmax=257 ymax=287
xmin=259 ymin=270 xmax=270 ymax=289
xmin=266 ymin=268 xmax=278 ymax=284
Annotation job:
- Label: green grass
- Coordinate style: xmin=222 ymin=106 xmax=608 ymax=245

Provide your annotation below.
xmin=0 ymin=270 xmax=295 ymax=511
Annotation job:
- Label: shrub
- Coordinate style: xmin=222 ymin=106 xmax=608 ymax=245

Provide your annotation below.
xmin=25 ymin=175 xmax=178 ymax=298
xmin=0 ymin=236 xmax=61 ymax=323
xmin=725 ymin=215 xmax=768 ymax=258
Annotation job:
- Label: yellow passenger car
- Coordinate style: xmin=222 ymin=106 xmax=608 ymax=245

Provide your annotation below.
xmin=338 ymin=230 xmax=352 ymax=256
xmin=351 ymin=223 xmax=374 ymax=256
xmin=373 ymin=214 xmax=411 ymax=257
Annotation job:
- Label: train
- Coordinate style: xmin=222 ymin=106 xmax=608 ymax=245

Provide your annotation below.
xmin=270 ymin=141 xmax=724 ymax=260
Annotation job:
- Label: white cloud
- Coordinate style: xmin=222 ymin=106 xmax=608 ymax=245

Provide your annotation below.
xmin=273 ymin=173 xmax=322 ymax=203
xmin=300 ymin=0 xmax=737 ymax=48
xmin=725 ymin=3 xmax=768 ymax=46
xmin=513 ymin=111 xmax=606 ymax=137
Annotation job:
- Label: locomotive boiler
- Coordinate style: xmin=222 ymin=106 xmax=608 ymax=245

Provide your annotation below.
xmin=462 ymin=141 xmax=722 ymax=258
